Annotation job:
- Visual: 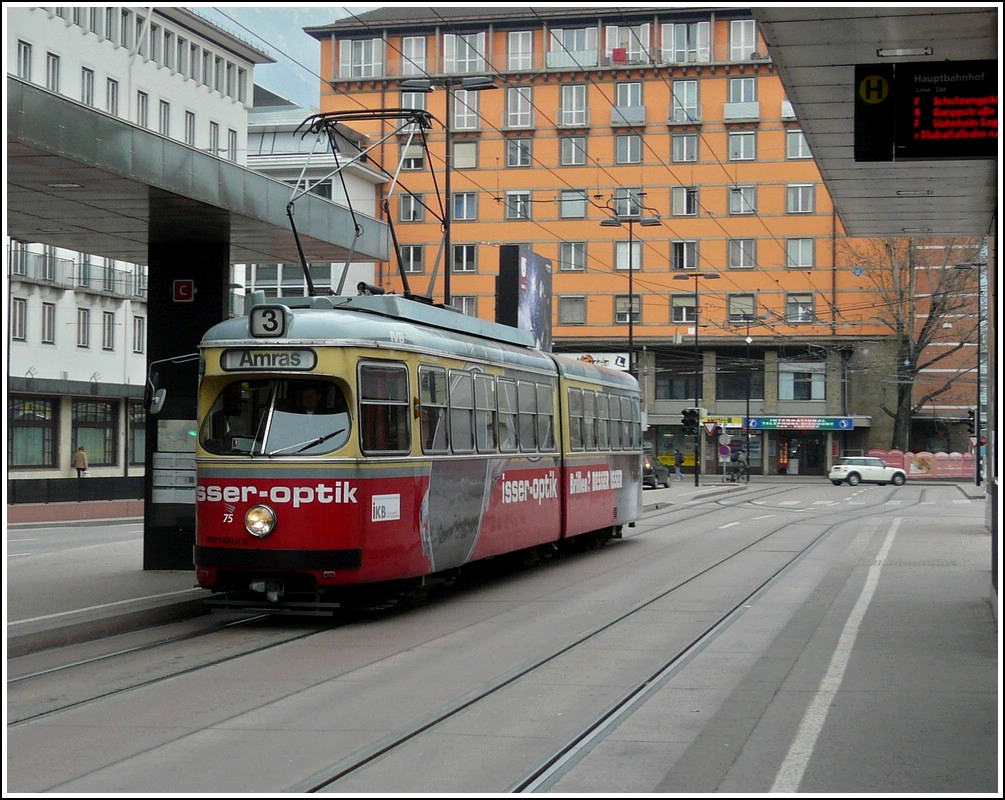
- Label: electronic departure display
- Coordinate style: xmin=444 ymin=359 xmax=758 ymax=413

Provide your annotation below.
xmin=854 ymin=60 xmax=997 ymax=162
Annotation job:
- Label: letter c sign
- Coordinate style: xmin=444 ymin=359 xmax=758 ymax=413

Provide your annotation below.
xmin=173 ymin=279 xmax=195 ymax=302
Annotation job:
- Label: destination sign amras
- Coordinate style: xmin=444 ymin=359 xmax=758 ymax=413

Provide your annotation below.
xmin=747 ymin=417 xmax=854 ymax=430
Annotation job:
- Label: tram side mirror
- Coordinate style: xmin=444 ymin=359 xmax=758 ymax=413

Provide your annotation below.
xmin=149 ymin=388 xmax=167 ymax=415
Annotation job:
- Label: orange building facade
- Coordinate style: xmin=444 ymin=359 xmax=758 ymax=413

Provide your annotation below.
xmin=307 ymin=7 xmax=982 ymax=477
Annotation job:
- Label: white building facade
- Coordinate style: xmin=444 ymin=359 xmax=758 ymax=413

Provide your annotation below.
xmin=6 ymin=6 xmax=270 ymax=493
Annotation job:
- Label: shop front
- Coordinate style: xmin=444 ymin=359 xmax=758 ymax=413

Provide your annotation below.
xmin=747 ymin=416 xmax=857 ymax=476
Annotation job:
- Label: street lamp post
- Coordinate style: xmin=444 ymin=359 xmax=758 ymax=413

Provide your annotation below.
xmin=673 ymin=271 xmax=719 ymax=485
xmin=400 ymin=76 xmax=497 ymax=307
xmin=600 ymin=210 xmax=660 ymax=377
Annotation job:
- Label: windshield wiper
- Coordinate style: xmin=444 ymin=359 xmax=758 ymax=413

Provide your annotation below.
xmin=267 ymin=428 xmax=346 ymax=457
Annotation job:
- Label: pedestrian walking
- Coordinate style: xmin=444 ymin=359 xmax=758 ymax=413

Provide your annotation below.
xmin=73 ymin=445 xmax=89 ymax=478
xmin=673 ymin=449 xmax=684 ymax=481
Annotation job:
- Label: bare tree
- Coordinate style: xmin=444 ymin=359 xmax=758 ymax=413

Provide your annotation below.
xmin=839 ymin=237 xmax=983 ymax=450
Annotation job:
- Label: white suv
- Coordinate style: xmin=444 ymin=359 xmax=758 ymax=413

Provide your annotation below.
xmin=828 ymin=457 xmax=907 ymax=487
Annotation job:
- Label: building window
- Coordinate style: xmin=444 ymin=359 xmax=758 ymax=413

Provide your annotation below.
xmin=77 ymin=308 xmax=90 ymax=347
xmin=728 ymin=293 xmax=756 ymax=323
xmin=613 ymin=187 xmax=644 ymax=217
xmin=729 ymin=239 xmax=756 ymax=269
xmin=102 ymin=311 xmax=115 ymax=350
xmin=729 ymin=76 xmax=757 ymax=102
xmin=672 ymin=186 xmax=698 ymax=216
xmin=164 ymin=31 xmax=174 ymax=69
xmin=559 ymin=190 xmax=587 ymax=219
xmin=453 ymin=192 xmax=477 ymax=221
xmin=787 ymin=238 xmax=815 ymax=269
xmin=616 ymin=134 xmax=642 ymax=164
xmin=728 ymin=131 xmax=756 ymax=160
xmin=452 ymin=244 xmax=477 ymax=273
xmin=400 ymin=194 xmax=424 ymax=222
xmin=559 ymin=84 xmax=588 ymax=126
xmin=128 ymin=402 xmax=146 ymax=465
xmin=672 ymin=133 xmax=697 ymax=162
xmin=779 ymin=362 xmax=825 ymax=401
xmin=17 ymin=40 xmax=32 ymax=80
xmin=452 ymin=296 xmax=478 ymax=316
xmin=158 ymin=100 xmax=170 ymax=135
xmin=106 ymin=78 xmax=119 ymax=115
xmin=671 ymin=241 xmax=698 ymax=271
xmin=506 ymin=86 xmax=532 ymax=128
xmin=401 ymin=143 xmax=424 ymax=171
xmin=730 ymin=185 xmax=756 ymax=214
xmin=209 ymin=121 xmax=220 ymax=152
xmin=508 ymin=30 xmax=533 ymax=71
xmin=607 ymin=26 xmax=650 ymax=64
xmin=132 ymin=316 xmax=145 ymax=353
xmin=730 ymin=19 xmax=757 ymax=61
xmin=9 ymin=398 xmax=58 ymax=468
xmin=786 ymin=293 xmax=815 ymax=323
xmin=671 ymin=294 xmax=696 ymax=323
xmin=81 ymin=67 xmax=95 ymax=105
xmin=401 ymin=35 xmax=426 ymax=75
xmin=400 ymin=244 xmax=424 ymax=273
xmin=661 ymin=21 xmax=710 ymax=64
xmin=227 ymin=129 xmax=237 ymax=161
xmin=671 ymin=80 xmax=698 ymax=121
xmin=42 ymin=303 xmax=56 ymax=344
xmin=46 ymin=52 xmax=60 ymax=92
xmin=507 ymin=138 xmax=532 ymax=168
xmin=136 ymin=90 xmax=148 ymax=127
xmin=560 ymin=136 xmax=587 ymax=165
xmin=12 ymin=298 xmax=27 ymax=341
xmin=452 ymin=89 xmax=481 ymax=130
xmin=506 ymin=191 xmax=532 ymax=220
xmin=615 ymin=240 xmax=642 ymax=271
xmin=559 ymin=241 xmax=586 ymax=271
xmin=718 ymin=360 xmax=764 ymax=401
xmin=558 ymin=295 xmax=587 ymax=324
xmin=73 ymin=400 xmax=118 ymax=466
xmin=787 ymin=129 xmax=811 ymax=158
xmin=615 ymin=81 xmax=642 ymax=108
xmin=453 ymin=141 xmax=477 ymax=169
xmin=787 ymin=184 xmax=815 ymax=213
xmin=444 ymin=32 xmax=487 ymax=74
xmin=615 ymin=294 xmax=640 ymax=325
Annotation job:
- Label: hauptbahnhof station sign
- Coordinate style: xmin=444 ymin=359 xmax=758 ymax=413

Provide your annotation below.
xmin=854 ymin=60 xmax=996 ymax=161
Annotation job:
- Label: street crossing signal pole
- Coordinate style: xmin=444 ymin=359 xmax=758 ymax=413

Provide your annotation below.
xmin=682 ymin=407 xmax=701 ymax=487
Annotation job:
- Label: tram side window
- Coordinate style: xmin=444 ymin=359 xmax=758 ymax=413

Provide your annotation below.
xmin=536 ymin=382 xmax=555 ymax=451
xmin=518 ymin=380 xmax=537 ymax=452
xmin=568 ymin=387 xmax=584 ymax=451
xmin=449 ymin=370 xmax=475 ymax=454
xmin=359 ymin=363 xmax=410 ymax=454
xmin=419 ymin=365 xmax=448 ymax=453
xmin=596 ymin=392 xmax=610 ymax=449
xmin=620 ymin=395 xmax=635 ymax=449
xmin=609 ymin=393 xmax=623 ymax=450
xmin=498 ymin=379 xmax=519 ymax=453
xmin=583 ymin=390 xmax=597 ymax=450
xmin=474 ymin=373 xmax=497 ymax=453
xmin=629 ymin=395 xmax=641 ymax=449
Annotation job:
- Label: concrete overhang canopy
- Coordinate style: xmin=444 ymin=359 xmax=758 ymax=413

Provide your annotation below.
xmin=6 ymin=78 xmax=389 ymax=266
xmin=752 ymin=6 xmax=998 ymax=238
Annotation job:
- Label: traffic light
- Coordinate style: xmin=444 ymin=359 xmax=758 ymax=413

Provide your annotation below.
xmin=967 ymin=408 xmax=976 ymax=434
xmin=681 ymin=407 xmax=700 ymax=435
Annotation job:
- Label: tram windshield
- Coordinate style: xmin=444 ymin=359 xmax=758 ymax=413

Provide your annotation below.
xmin=200 ymin=378 xmax=351 ymax=456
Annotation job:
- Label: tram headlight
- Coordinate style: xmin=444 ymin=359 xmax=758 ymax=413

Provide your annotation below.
xmin=245 ymin=504 xmax=277 ymax=537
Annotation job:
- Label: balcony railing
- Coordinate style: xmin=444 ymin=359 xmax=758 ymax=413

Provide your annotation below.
xmin=9 ymin=250 xmax=147 ymax=299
